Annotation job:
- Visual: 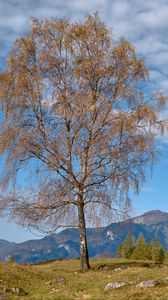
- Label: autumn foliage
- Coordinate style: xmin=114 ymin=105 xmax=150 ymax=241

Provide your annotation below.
xmin=0 ymin=13 xmax=166 ymax=272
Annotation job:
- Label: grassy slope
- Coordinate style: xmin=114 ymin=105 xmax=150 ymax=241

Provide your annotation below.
xmin=1 ymin=258 xmax=168 ymax=299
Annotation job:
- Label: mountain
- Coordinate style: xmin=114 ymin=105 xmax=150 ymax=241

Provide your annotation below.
xmin=0 ymin=239 xmax=16 ymax=252
xmin=132 ymin=210 xmax=168 ymax=225
xmin=0 ymin=210 xmax=168 ymax=263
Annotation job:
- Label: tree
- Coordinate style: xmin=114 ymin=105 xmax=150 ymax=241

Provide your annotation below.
xmin=151 ymin=238 xmax=165 ymax=263
xmin=0 ymin=13 xmax=166 ymax=272
xmin=116 ymin=244 xmax=125 ymax=258
xmin=132 ymin=233 xmax=150 ymax=260
xmin=8 ymin=255 xmax=15 ymax=264
xmin=116 ymin=232 xmax=134 ymax=258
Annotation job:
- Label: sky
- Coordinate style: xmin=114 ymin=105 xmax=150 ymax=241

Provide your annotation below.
xmin=0 ymin=0 xmax=168 ymax=242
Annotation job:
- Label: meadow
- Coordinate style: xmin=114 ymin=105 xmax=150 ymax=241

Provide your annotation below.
xmin=0 ymin=258 xmax=168 ymax=299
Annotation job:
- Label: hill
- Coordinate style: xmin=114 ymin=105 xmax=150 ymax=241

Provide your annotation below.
xmin=0 ymin=210 xmax=168 ymax=263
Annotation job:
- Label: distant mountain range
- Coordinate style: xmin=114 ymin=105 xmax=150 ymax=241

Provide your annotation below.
xmin=0 ymin=210 xmax=168 ymax=264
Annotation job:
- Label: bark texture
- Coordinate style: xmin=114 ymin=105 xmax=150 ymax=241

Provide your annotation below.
xmin=78 ymin=201 xmax=90 ymax=272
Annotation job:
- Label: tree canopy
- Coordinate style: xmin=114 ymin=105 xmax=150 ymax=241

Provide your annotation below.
xmin=116 ymin=233 xmax=165 ymax=262
xmin=0 ymin=13 xmax=167 ymax=272
xmin=151 ymin=238 xmax=165 ymax=263
xmin=117 ymin=232 xmax=134 ymax=258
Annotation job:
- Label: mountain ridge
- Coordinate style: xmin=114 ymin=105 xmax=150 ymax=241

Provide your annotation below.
xmin=0 ymin=209 xmax=168 ymax=263
xmin=132 ymin=210 xmax=168 ymax=225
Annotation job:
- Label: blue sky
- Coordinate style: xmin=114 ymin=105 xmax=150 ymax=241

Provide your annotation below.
xmin=0 ymin=0 xmax=168 ymax=242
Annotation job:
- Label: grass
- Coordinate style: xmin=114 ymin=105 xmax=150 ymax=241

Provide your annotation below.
xmin=0 ymin=258 xmax=168 ymax=299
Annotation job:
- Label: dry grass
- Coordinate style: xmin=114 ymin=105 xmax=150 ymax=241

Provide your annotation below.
xmin=0 ymin=258 xmax=168 ymax=299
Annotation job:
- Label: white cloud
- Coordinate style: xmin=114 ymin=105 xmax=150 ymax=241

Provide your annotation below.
xmin=0 ymin=15 xmax=28 ymax=31
xmin=137 ymin=4 xmax=168 ymax=29
xmin=0 ymin=0 xmax=168 ymax=91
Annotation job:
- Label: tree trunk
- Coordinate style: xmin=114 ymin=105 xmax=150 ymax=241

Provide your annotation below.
xmin=77 ymin=201 xmax=90 ymax=272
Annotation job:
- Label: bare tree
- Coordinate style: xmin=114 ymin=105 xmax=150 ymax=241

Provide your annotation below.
xmin=0 ymin=13 xmax=166 ymax=272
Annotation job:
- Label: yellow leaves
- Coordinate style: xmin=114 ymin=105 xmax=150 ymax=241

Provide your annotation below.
xmin=76 ymin=55 xmax=84 ymax=66
xmin=134 ymin=58 xmax=149 ymax=79
xmin=137 ymin=105 xmax=156 ymax=124
xmin=113 ymin=43 xmax=126 ymax=58
xmin=73 ymin=24 xmax=87 ymax=39
xmin=155 ymin=91 xmax=168 ymax=109
xmin=112 ymin=38 xmax=133 ymax=60
xmin=0 ymin=12 xmax=167 ymax=203
xmin=74 ymin=56 xmax=94 ymax=80
xmin=138 ymin=137 xmax=145 ymax=152
xmin=8 ymin=55 xmax=15 ymax=69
